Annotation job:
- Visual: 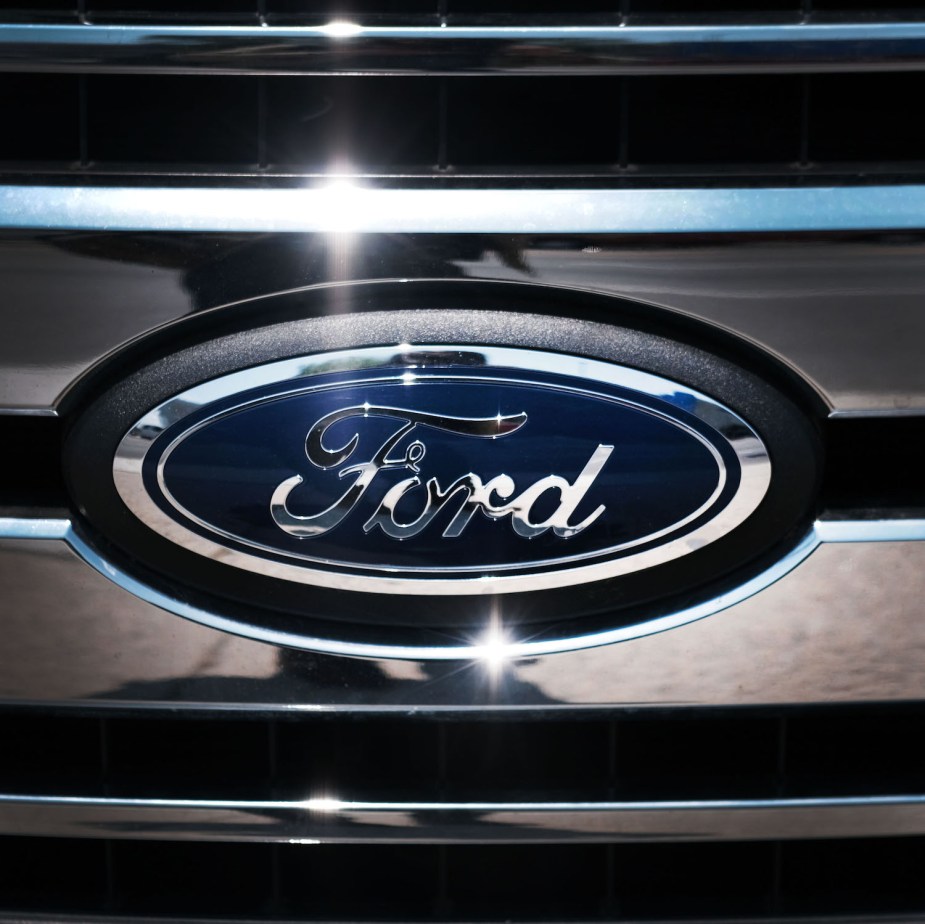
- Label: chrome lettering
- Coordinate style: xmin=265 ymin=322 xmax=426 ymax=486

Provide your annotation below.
xmin=271 ymin=405 xmax=611 ymax=540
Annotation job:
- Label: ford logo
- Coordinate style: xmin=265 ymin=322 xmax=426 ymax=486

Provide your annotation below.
xmin=65 ymin=294 xmax=820 ymax=658
xmin=112 ymin=345 xmax=770 ymax=596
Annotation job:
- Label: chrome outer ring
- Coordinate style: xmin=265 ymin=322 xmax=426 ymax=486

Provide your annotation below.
xmin=113 ymin=345 xmax=771 ymax=597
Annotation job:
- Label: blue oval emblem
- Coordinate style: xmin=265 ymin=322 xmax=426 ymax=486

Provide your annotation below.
xmin=114 ymin=345 xmax=770 ymax=595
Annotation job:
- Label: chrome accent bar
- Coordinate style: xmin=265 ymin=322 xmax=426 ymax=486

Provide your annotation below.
xmin=4 ymin=22 xmax=925 ymax=76
xmin=0 ymin=517 xmax=69 ymax=540
xmin=3 ymin=792 xmax=925 ymax=843
xmin=4 ymin=185 xmax=925 ymax=234
xmin=816 ymin=519 xmax=925 ymax=543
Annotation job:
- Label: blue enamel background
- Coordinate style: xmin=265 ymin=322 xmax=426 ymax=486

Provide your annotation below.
xmin=144 ymin=365 xmax=740 ymax=573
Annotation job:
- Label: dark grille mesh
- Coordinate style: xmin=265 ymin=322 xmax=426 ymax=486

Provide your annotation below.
xmin=3 ymin=705 xmax=925 ymax=801
xmin=3 ymin=71 xmax=925 ymax=181
xmin=3 ymin=1 xmax=925 ymax=23
xmin=4 ymin=835 xmax=925 ymax=919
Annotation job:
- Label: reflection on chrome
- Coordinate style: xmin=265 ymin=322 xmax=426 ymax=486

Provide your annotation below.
xmin=472 ymin=613 xmax=512 ymax=677
xmin=5 ymin=791 xmax=925 ymax=844
xmin=8 ymin=185 xmax=925 ymax=234
xmin=301 ymin=797 xmax=344 ymax=813
xmin=319 ymin=21 xmax=363 ymax=38
xmin=5 ymin=22 xmax=925 ymax=78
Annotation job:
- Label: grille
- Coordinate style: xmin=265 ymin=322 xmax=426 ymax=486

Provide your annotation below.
xmin=4 ymin=706 xmax=925 ymax=919
xmin=6 ymin=836 xmax=925 ymax=920
xmin=4 ymin=1 xmax=925 ymax=23
xmin=3 ymin=6 xmax=925 ymax=923
xmin=3 ymin=71 xmax=925 ymax=181
xmin=5 ymin=705 xmax=925 ymax=803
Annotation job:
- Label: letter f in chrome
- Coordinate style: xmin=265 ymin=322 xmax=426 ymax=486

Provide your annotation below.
xmin=270 ymin=405 xmax=612 ymax=541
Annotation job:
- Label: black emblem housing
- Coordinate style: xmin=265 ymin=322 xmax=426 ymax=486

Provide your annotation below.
xmin=64 ymin=281 xmax=823 ymax=657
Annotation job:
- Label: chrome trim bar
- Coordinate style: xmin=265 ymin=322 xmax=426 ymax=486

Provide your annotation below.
xmin=3 ymin=792 xmax=925 ymax=843
xmin=0 ymin=517 xmax=69 ymax=540
xmin=4 ymin=22 xmax=925 ymax=76
xmin=816 ymin=519 xmax=925 ymax=543
xmin=4 ymin=185 xmax=925 ymax=234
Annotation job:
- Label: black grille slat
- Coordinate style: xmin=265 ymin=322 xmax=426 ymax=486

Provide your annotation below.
xmin=627 ymin=74 xmax=804 ymax=166
xmin=105 ymin=717 xmax=272 ymax=799
xmin=0 ymin=837 xmax=109 ymax=916
xmin=446 ymin=77 xmax=622 ymax=169
xmin=9 ymin=2 xmax=925 ymax=24
xmin=628 ymin=0 xmax=796 ymax=18
xmin=265 ymin=76 xmax=441 ymax=170
xmin=786 ymin=712 xmax=925 ymax=797
xmin=3 ymin=706 xmax=925 ymax=802
xmin=4 ymin=71 xmax=925 ymax=181
xmin=810 ymin=72 xmax=925 ymax=164
xmin=446 ymin=719 xmax=611 ymax=800
xmin=0 ymin=74 xmax=80 ymax=164
xmin=782 ymin=839 xmax=925 ymax=916
xmin=5 ymin=836 xmax=925 ymax=919
xmin=614 ymin=716 xmax=780 ymax=800
xmin=111 ymin=841 xmax=274 ymax=917
xmin=275 ymin=718 xmax=443 ymax=800
xmin=87 ymin=74 xmax=260 ymax=167
xmin=0 ymin=713 xmax=103 ymax=796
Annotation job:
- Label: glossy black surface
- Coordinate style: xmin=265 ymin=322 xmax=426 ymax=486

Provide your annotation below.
xmin=1 ymin=536 xmax=924 ymax=707
xmin=0 ymin=223 xmax=919 ymax=701
xmin=2 ymin=231 xmax=925 ymax=415
xmin=4 ymin=70 xmax=925 ymax=178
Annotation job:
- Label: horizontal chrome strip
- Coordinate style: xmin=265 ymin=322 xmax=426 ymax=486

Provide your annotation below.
xmin=3 ymin=22 xmax=925 ymax=76
xmin=4 ymin=185 xmax=925 ymax=234
xmin=3 ymin=792 xmax=925 ymax=843
xmin=816 ymin=519 xmax=925 ymax=543
xmin=0 ymin=517 xmax=70 ymax=540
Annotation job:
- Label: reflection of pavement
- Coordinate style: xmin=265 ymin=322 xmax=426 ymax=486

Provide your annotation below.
xmin=6 ymin=237 xmax=925 ymax=415
xmin=459 ymin=243 xmax=925 ymax=414
xmin=0 ymin=239 xmax=189 ymax=409
xmin=523 ymin=540 xmax=925 ymax=706
xmin=1 ymin=538 xmax=925 ymax=708
xmin=0 ymin=540 xmax=278 ymax=702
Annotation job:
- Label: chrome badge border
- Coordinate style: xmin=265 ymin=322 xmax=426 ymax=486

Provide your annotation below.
xmin=113 ymin=345 xmax=772 ymax=597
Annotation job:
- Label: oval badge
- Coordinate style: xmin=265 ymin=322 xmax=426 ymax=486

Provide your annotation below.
xmin=114 ymin=346 xmax=771 ymax=596
xmin=64 ymin=295 xmax=821 ymax=658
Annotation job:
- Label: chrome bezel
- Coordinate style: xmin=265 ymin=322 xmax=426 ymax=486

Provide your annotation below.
xmin=5 ymin=184 xmax=925 ymax=234
xmin=113 ymin=344 xmax=771 ymax=596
